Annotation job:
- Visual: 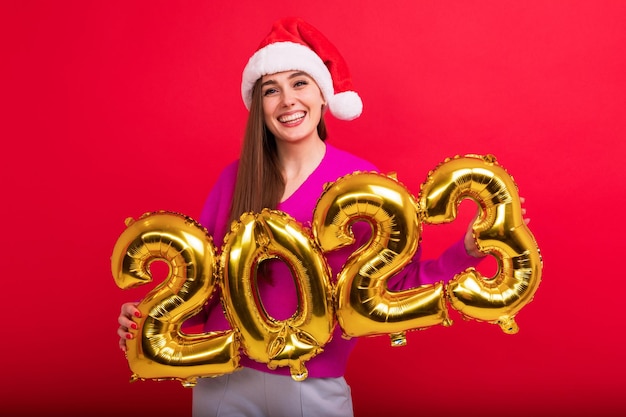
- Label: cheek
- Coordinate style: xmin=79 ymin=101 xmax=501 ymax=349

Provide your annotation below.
xmin=262 ymin=101 xmax=275 ymax=123
xmin=310 ymin=95 xmax=325 ymax=116
xmin=261 ymin=99 xmax=270 ymax=114
xmin=313 ymin=94 xmax=326 ymax=112
xmin=261 ymin=102 xmax=280 ymax=136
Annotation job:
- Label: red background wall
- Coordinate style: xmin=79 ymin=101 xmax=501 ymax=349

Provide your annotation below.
xmin=3 ymin=1 xmax=625 ymax=416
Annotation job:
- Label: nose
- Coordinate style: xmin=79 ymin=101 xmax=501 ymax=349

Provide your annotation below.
xmin=280 ymin=89 xmax=296 ymax=107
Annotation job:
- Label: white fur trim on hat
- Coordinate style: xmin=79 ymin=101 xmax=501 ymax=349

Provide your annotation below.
xmin=242 ymin=42 xmax=333 ymax=108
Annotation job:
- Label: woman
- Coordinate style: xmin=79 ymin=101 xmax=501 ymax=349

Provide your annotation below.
xmin=117 ymin=17 xmax=493 ymax=417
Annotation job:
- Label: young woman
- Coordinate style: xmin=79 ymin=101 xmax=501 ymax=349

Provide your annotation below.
xmin=117 ymin=17 xmax=495 ymax=417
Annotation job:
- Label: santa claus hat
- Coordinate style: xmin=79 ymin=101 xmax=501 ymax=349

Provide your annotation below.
xmin=241 ymin=17 xmax=362 ymax=121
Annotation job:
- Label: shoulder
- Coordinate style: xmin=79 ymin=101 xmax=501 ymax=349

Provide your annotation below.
xmin=325 ymin=143 xmax=378 ymax=173
xmin=220 ymin=160 xmax=239 ymax=179
xmin=212 ymin=160 xmax=239 ymax=189
xmin=203 ymin=160 xmax=238 ymax=205
xmin=199 ymin=160 xmax=238 ymax=234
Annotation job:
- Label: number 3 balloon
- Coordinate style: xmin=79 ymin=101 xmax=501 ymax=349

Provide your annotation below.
xmin=419 ymin=155 xmax=543 ymax=334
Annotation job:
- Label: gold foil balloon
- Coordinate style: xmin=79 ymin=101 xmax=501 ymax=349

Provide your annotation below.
xmin=111 ymin=211 xmax=240 ymax=387
xmin=221 ymin=209 xmax=335 ymax=381
xmin=419 ymin=155 xmax=543 ymax=333
xmin=312 ymin=172 xmax=449 ymax=346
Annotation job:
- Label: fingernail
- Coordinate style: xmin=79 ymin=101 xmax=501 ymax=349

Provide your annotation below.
xmin=134 ymin=311 xmax=141 ymax=318
xmin=131 ymin=323 xmax=137 ymax=330
xmin=126 ymin=334 xmax=132 ymax=339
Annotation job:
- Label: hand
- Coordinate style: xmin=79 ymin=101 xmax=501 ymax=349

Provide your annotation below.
xmin=464 ymin=197 xmax=530 ymax=258
xmin=117 ymin=302 xmax=141 ymax=352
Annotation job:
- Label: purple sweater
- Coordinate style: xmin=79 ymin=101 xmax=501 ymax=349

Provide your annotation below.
xmin=191 ymin=144 xmax=481 ymax=378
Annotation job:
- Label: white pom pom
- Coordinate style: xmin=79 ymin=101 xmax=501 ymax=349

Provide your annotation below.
xmin=328 ymin=91 xmax=363 ymax=120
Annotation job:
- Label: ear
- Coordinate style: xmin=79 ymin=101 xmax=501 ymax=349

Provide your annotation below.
xmin=320 ymin=90 xmax=327 ymax=108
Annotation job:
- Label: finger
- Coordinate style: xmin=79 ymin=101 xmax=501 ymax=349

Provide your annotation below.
xmin=524 ymin=218 xmax=531 ymax=225
xmin=118 ymin=314 xmax=138 ymax=330
xmin=118 ymin=302 xmax=141 ymax=332
xmin=117 ymin=302 xmax=140 ymax=353
xmin=117 ymin=326 xmax=133 ymax=340
xmin=119 ymin=337 xmax=128 ymax=352
xmin=121 ymin=302 xmax=141 ymax=319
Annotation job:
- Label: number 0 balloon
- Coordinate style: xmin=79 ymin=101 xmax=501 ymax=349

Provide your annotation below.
xmin=221 ymin=209 xmax=335 ymax=381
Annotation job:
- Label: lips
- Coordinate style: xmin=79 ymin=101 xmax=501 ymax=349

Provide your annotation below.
xmin=278 ymin=111 xmax=306 ymax=124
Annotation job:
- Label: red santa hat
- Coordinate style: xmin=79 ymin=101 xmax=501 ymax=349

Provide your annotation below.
xmin=241 ymin=17 xmax=363 ymax=121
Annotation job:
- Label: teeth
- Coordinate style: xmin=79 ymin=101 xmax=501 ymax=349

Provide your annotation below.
xmin=279 ymin=112 xmax=305 ymax=123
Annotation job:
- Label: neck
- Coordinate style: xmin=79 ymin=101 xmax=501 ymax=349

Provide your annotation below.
xmin=277 ymin=139 xmax=327 ymax=202
xmin=278 ymin=139 xmax=326 ymax=180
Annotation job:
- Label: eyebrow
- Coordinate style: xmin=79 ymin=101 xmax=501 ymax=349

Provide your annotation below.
xmin=261 ymin=71 xmax=310 ymax=87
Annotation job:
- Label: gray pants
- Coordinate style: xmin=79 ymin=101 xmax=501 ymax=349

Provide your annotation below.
xmin=192 ymin=367 xmax=354 ymax=417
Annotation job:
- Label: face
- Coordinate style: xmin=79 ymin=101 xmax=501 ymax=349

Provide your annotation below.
xmin=260 ymin=70 xmax=326 ymax=145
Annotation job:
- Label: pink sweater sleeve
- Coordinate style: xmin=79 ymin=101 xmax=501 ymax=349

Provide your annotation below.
xmin=387 ymin=238 xmax=483 ymax=290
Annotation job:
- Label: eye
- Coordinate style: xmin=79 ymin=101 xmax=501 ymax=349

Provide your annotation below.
xmin=263 ymin=87 xmax=278 ymax=96
xmin=293 ymin=79 xmax=309 ymax=88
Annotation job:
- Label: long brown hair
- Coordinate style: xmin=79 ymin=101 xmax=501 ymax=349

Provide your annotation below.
xmin=228 ymin=77 xmax=328 ymax=225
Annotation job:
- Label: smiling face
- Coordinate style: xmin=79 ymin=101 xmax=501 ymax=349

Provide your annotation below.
xmin=260 ymin=70 xmax=326 ymax=145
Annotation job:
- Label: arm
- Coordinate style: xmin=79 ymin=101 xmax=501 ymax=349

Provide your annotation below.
xmin=387 ymin=197 xmax=529 ymax=290
xmin=387 ymin=237 xmax=484 ymax=291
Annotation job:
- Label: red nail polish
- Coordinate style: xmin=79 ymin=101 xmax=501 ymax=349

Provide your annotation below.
xmin=131 ymin=323 xmax=137 ymax=330
xmin=134 ymin=311 xmax=141 ymax=318
xmin=126 ymin=333 xmax=132 ymax=339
